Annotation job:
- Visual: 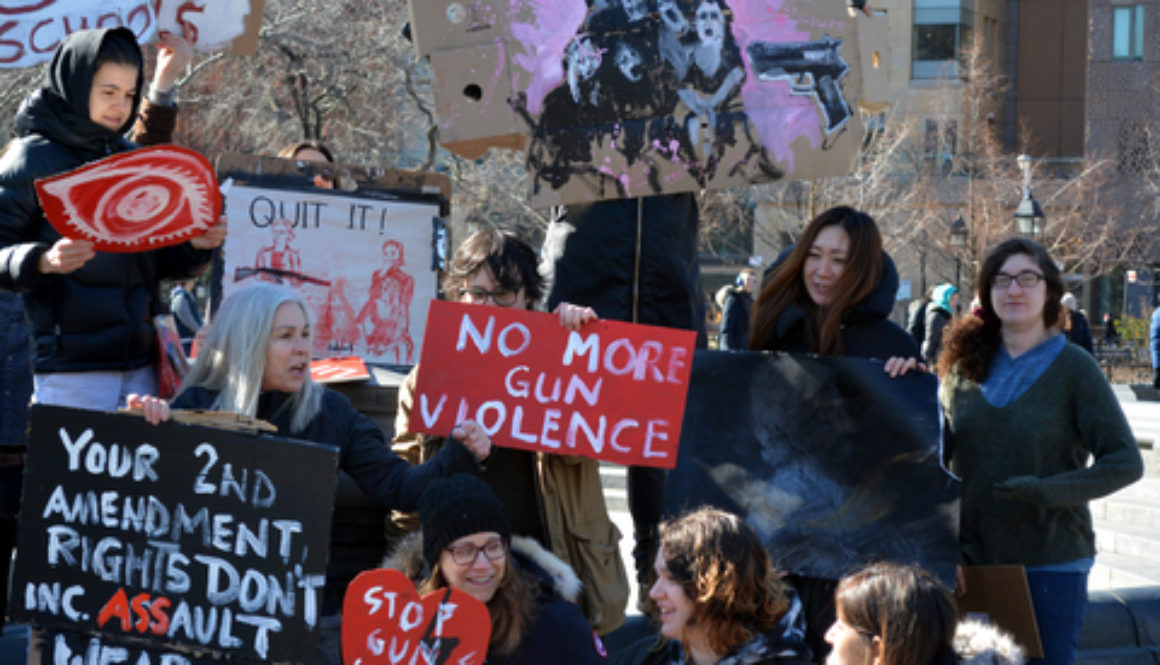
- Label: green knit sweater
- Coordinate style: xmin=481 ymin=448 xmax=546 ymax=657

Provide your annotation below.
xmin=940 ymin=344 xmax=1143 ymax=566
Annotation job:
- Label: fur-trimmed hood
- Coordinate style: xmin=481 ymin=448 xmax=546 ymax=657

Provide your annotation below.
xmin=383 ymin=532 xmax=583 ymax=604
xmin=954 ymin=618 xmax=1026 ymax=665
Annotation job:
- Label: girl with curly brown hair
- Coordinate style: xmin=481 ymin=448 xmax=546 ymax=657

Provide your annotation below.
xmin=612 ymin=507 xmax=811 ymax=665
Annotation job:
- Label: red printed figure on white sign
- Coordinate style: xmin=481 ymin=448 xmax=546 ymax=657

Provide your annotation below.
xmin=356 ymin=239 xmax=415 ymax=364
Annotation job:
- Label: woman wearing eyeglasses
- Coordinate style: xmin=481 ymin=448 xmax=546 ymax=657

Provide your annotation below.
xmin=938 ymin=238 xmax=1142 ymax=665
xmin=386 ymin=473 xmax=607 ymax=664
xmin=393 ymin=228 xmax=630 ymax=636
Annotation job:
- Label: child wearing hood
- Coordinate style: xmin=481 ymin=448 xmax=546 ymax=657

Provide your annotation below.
xmin=0 ymin=27 xmax=225 ymax=411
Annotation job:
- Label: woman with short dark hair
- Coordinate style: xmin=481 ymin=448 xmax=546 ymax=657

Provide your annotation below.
xmin=393 ymin=227 xmax=629 ymax=635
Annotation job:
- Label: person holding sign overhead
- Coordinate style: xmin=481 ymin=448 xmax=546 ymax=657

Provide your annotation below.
xmin=747 ymin=206 xmax=922 ymax=659
xmin=938 ymin=238 xmax=1142 ymax=665
xmin=0 ymin=27 xmax=226 ymax=411
xmin=129 ymin=283 xmax=493 ymax=665
xmin=386 ymin=473 xmax=607 ymax=665
xmin=394 ymin=227 xmax=630 ymax=635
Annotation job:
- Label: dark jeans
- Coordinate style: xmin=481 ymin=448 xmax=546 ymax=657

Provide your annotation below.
xmin=0 ymin=464 xmax=23 ymax=627
xmin=1026 ymin=568 xmax=1089 ymax=665
xmin=627 ymin=466 xmax=667 ymax=584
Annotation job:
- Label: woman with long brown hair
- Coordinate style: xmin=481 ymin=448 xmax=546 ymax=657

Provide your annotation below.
xmin=826 ymin=562 xmax=1024 ymax=665
xmin=749 ymin=206 xmax=919 ymax=374
xmin=747 ymin=206 xmax=921 ymax=659
xmin=938 ymin=237 xmax=1141 ymax=665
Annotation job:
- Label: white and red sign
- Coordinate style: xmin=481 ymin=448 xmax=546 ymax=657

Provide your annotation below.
xmin=310 ymin=356 xmax=371 ymax=384
xmin=342 ymin=568 xmax=491 ymax=665
xmin=412 ymin=301 xmax=696 ymax=469
xmin=35 ymin=145 xmax=220 ymax=253
xmin=0 ymin=0 xmax=262 ymax=68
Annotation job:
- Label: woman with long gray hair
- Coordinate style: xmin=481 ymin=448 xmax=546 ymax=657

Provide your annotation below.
xmin=129 ymin=282 xmax=492 ymax=665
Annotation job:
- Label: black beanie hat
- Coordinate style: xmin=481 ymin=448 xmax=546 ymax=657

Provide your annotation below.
xmin=419 ymin=474 xmax=512 ymax=569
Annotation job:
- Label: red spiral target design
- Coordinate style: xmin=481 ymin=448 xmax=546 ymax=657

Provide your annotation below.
xmin=35 ymin=145 xmax=221 ymax=253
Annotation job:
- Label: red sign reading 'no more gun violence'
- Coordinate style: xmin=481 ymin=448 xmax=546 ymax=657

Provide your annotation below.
xmin=413 ymin=301 xmax=695 ymax=469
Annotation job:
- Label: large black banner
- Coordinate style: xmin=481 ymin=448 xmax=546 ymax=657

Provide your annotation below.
xmin=12 ymin=406 xmax=340 ymax=664
xmin=666 ymin=351 xmax=960 ymax=583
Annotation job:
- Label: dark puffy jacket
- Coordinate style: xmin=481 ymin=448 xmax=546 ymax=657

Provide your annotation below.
xmin=171 ymin=386 xmax=480 ymax=615
xmin=756 ymin=252 xmax=918 ymax=360
xmin=541 ymin=193 xmax=706 ymax=344
xmin=0 ymin=27 xmax=211 ymax=373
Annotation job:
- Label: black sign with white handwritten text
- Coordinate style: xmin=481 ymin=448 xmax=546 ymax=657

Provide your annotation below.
xmin=12 ymin=406 xmax=339 ymax=663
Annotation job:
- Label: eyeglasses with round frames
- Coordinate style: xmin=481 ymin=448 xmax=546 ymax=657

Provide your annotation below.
xmin=458 ymin=286 xmax=522 ymax=307
xmin=992 ymin=271 xmax=1044 ymax=289
xmin=445 ymin=538 xmax=507 ymax=566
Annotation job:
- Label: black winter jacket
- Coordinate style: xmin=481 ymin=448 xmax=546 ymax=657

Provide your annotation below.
xmin=756 ymin=252 xmax=918 ymax=360
xmin=0 ymin=27 xmax=212 ymax=373
xmin=171 ymin=386 xmax=480 ymax=615
xmin=720 ymin=288 xmax=753 ymax=351
xmin=542 ymin=193 xmax=706 ymax=344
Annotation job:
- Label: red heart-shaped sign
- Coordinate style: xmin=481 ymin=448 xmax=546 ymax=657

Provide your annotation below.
xmin=342 ymin=569 xmax=491 ymax=665
xmin=35 ymin=145 xmax=221 ymax=253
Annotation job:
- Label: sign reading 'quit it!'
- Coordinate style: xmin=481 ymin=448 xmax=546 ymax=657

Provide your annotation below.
xmin=413 ymin=301 xmax=696 ymax=469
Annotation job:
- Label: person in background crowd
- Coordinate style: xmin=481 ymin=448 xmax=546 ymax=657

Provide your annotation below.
xmin=0 ymin=28 xmax=225 ymax=411
xmin=938 ymin=238 xmax=1142 ymax=665
xmin=719 ymin=268 xmax=756 ymax=351
xmin=826 ymin=562 xmax=1025 ymax=665
xmin=922 ymin=283 xmax=958 ymax=370
xmin=394 ymin=228 xmax=629 ymax=635
xmin=169 ymin=278 xmax=202 ymax=354
xmin=386 ymin=473 xmax=607 ymax=665
xmin=541 ymin=194 xmax=705 ymax=602
xmin=279 ymin=139 xmax=334 ymax=163
xmin=1151 ymin=299 xmax=1160 ymax=389
xmin=129 ymin=283 xmax=493 ymax=665
xmin=1059 ymin=293 xmax=1093 ymax=355
xmin=747 ymin=205 xmax=922 ymax=661
xmin=611 ymin=506 xmax=811 ymax=665
xmin=1102 ymin=312 xmax=1119 ymax=345
xmin=908 ymin=286 xmax=934 ymax=348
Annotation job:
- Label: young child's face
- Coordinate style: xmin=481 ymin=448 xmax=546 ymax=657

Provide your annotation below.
xmin=88 ymin=62 xmax=138 ymax=131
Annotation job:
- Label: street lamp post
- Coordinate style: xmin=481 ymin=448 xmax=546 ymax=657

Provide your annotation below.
xmin=1014 ymin=154 xmax=1045 ymax=239
xmin=950 ymin=215 xmax=968 ymax=289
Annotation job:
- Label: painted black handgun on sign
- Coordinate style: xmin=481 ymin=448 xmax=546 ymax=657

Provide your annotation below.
xmin=746 ymin=35 xmax=852 ymax=133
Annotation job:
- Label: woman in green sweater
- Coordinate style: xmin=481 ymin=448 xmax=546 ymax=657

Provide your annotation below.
xmin=938 ymin=238 xmax=1142 ymax=665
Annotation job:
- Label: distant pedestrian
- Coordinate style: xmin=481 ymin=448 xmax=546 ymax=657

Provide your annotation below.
xmin=922 ymin=283 xmax=958 ymax=370
xmin=1150 ymin=302 xmax=1159 ymax=389
xmin=938 ymin=238 xmax=1142 ymax=665
xmin=720 ymin=268 xmax=756 ymax=351
xmin=1103 ymin=313 xmax=1119 ymax=345
xmin=908 ymin=286 xmax=934 ymax=348
xmin=1060 ymin=293 xmax=1093 ymax=355
xmin=169 ymin=279 xmax=202 ymax=355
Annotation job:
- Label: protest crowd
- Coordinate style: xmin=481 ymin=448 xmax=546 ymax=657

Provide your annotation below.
xmin=0 ymin=16 xmax=1148 ymax=665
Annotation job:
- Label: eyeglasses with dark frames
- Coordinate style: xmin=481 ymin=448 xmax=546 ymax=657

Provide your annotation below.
xmin=445 ymin=538 xmax=507 ymax=566
xmin=458 ymin=286 xmax=522 ymax=307
xmin=992 ymin=271 xmax=1044 ymax=289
